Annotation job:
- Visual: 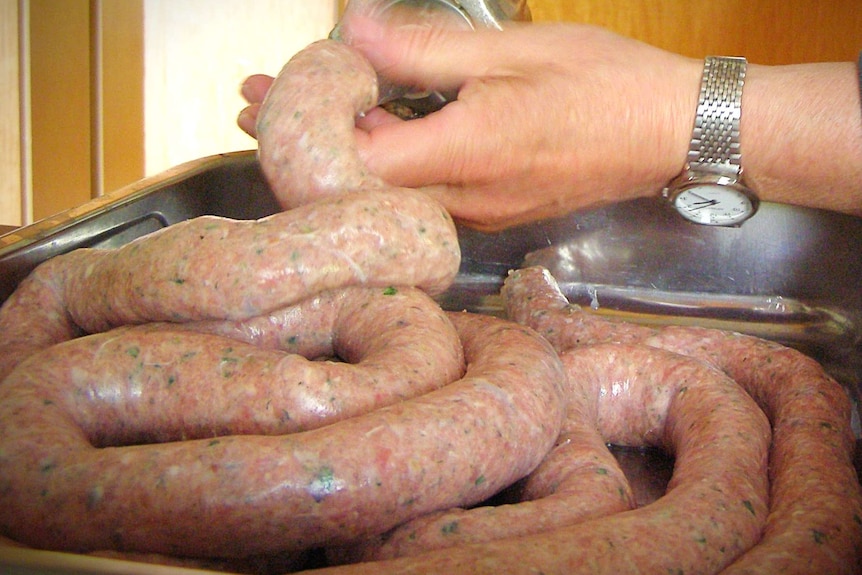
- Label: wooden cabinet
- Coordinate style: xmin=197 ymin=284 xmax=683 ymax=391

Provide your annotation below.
xmin=0 ymin=0 xmax=143 ymax=227
xmin=29 ymin=0 xmax=144 ymax=222
xmin=0 ymin=0 xmax=22 ymax=228
xmin=1 ymin=1 xmax=337 ymax=228
xmin=528 ymin=0 xmax=861 ymax=64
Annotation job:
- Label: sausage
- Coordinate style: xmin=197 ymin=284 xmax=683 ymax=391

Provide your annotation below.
xmin=329 ymin=347 xmax=636 ymax=563
xmin=0 ymin=285 xmax=447 ymax=575
xmin=23 ymin=285 xmax=463 ymax=442
xmin=297 ymin=341 xmax=770 ymax=575
xmin=0 ymin=39 xmax=462 ymax=383
xmin=502 ymin=265 xmax=862 ymax=574
xmin=0 ymin=35 xmax=470 ymax=566
xmin=0 ymin=261 xmax=83 ymax=383
xmin=0 ymin=311 xmax=565 ymax=559
xmin=0 ymin=188 xmax=460 ymax=383
xmin=256 ymin=40 xmax=385 ymax=209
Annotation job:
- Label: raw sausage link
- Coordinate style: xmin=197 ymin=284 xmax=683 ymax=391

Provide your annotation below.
xmin=256 ymin=40 xmax=385 ymax=209
xmin=0 ymin=36 xmax=469 ymax=566
xmin=0 ymin=189 xmax=460 ymax=382
xmin=502 ymin=265 xmax=862 ymax=574
xmin=2 ymin=286 xmax=463 ymax=446
xmin=301 ymin=341 xmax=770 ymax=575
xmin=0 ymin=311 xmax=564 ymax=559
xmin=329 ymin=349 xmax=635 ymax=563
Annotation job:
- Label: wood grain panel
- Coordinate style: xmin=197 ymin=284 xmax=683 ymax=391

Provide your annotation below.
xmin=98 ymin=0 xmax=144 ymax=196
xmin=0 ymin=0 xmax=21 ymax=226
xmin=528 ymin=0 xmax=862 ymax=64
xmin=29 ymin=0 xmax=92 ymax=221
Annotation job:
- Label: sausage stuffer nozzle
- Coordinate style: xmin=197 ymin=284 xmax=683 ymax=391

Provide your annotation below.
xmin=330 ymin=0 xmax=531 ymax=117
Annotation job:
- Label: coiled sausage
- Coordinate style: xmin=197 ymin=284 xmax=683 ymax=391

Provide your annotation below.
xmin=0 ymin=39 xmax=464 ymax=383
xmin=0 ymin=311 xmax=564 ymax=559
xmin=0 ymin=189 xmax=460 ymax=383
xmin=298 ymin=340 xmax=770 ymax=574
xmin=329 ymin=346 xmax=636 ymax=563
xmin=502 ymin=265 xmax=862 ymax=574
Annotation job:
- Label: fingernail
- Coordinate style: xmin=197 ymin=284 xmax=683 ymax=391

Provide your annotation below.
xmin=240 ymin=79 xmax=255 ymax=101
xmin=237 ymin=106 xmax=258 ymax=138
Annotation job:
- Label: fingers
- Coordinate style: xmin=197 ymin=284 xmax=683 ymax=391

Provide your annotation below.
xmin=343 ymin=15 xmax=522 ymax=92
xmin=241 ymin=74 xmax=274 ymax=104
xmin=237 ymin=104 xmax=260 ymax=138
xmin=355 ymin=106 xmax=403 ymax=131
xmin=237 ymin=75 xmax=275 ymax=138
xmin=358 ymin=99 xmax=491 ymax=190
xmin=420 ymin=178 xmax=581 ymax=233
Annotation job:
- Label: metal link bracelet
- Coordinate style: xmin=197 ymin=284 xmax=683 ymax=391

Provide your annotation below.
xmin=687 ymin=56 xmax=747 ymax=178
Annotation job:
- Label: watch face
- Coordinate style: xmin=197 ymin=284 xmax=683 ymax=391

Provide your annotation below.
xmin=672 ymin=184 xmax=756 ymax=226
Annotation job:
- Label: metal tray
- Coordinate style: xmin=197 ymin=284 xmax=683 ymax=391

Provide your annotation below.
xmin=1 ymin=150 xmax=861 ymax=573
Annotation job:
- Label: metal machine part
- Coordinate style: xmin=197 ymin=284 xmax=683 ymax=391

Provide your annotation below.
xmin=330 ymin=0 xmax=531 ymax=117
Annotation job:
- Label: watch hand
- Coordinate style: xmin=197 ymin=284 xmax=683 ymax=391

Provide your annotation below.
xmin=686 ymin=191 xmax=719 ymax=206
xmin=690 ymin=199 xmax=719 ymax=208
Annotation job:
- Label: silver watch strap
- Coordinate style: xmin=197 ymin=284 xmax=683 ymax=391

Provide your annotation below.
xmin=687 ymin=56 xmax=747 ymax=179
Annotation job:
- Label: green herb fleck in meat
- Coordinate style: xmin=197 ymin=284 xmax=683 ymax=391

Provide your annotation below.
xmin=220 ymin=348 xmax=240 ymax=378
xmin=441 ymin=521 xmax=459 ymax=535
xmin=309 ymin=466 xmax=338 ymax=503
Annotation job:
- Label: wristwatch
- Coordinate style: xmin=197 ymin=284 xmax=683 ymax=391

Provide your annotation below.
xmin=663 ymin=56 xmax=758 ymax=226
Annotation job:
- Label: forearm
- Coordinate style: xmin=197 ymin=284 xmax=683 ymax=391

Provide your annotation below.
xmin=741 ymin=61 xmax=862 ymax=215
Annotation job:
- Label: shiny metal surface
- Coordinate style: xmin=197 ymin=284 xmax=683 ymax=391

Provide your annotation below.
xmin=1 ymin=150 xmax=861 ymax=573
xmin=3 ymin=150 xmax=860 ymax=417
xmin=330 ymin=0 xmax=531 ymax=115
xmin=445 ymin=195 xmax=862 ymax=429
xmin=454 ymin=0 xmax=531 ymax=28
xmin=332 ymin=0 xmax=531 ymax=36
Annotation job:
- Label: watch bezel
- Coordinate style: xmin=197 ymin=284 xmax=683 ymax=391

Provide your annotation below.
xmin=663 ymin=172 xmax=759 ymax=227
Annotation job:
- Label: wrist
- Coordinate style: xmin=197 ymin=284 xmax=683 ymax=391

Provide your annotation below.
xmin=650 ymin=57 xmax=706 ymax=194
xmin=738 ymin=62 xmax=862 ymax=214
xmin=662 ymin=57 xmax=759 ymax=226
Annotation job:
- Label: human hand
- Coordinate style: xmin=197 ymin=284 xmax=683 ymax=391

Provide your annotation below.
xmin=238 ymin=74 xmax=273 ymax=138
xmin=340 ymin=19 xmax=706 ymax=229
xmin=240 ymin=20 xmax=704 ymax=230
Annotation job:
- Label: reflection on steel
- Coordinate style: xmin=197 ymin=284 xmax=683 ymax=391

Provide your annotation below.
xmin=330 ymin=0 xmax=531 ymax=115
xmin=1 ymin=150 xmax=860 ymax=433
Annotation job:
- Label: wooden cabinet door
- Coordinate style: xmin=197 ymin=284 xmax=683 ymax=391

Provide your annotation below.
xmin=528 ymin=0 xmax=862 ymax=64
xmin=30 ymin=0 xmax=144 ymax=222
xmin=0 ymin=0 xmax=144 ymax=227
